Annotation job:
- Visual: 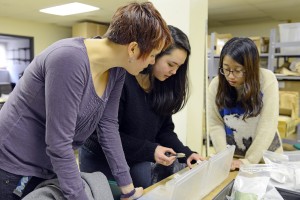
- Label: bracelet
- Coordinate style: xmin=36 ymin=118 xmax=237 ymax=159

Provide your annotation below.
xmin=120 ymin=188 xmax=136 ymax=198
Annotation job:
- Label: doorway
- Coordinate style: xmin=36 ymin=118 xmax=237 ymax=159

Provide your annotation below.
xmin=0 ymin=33 xmax=34 ymax=95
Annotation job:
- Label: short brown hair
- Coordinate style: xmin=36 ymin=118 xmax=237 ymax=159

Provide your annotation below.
xmin=103 ymin=2 xmax=172 ymax=59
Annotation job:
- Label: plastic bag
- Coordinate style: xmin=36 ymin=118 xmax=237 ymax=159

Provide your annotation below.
xmin=230 ymin=166 xmax=270 ymax=200
xmin=263 ymin=150 xmax=289 ymax=164
xmin=229 ymin=165 xmax=285 ymax=200
xmin=263 ymin=150 xmax=300 ymax=190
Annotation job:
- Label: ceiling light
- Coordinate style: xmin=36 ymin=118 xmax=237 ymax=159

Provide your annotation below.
xmin=39 ymin=2 xmax=99 ymax=16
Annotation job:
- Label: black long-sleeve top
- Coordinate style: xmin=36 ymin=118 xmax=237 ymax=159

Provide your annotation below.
xmin=84 ymin=73 xmax=193 ymax=166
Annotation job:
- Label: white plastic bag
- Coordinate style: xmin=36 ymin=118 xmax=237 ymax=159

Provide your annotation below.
xmin=230 ymin=167 xmax=270 ymax=200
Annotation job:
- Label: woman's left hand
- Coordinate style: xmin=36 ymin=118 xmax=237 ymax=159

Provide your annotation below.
xmin=186 ymin=153 xmax=205 ymax=168
xmin=120 ymin=184 xmax=143 ymax=200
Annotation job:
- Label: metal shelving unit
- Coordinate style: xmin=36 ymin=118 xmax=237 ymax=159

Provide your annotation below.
xmin=208 ymin=32 xmax=218 ymax=82
xmin=268 ymin=28 xmax=300 ymax=145
xmin=208 ymin=30 xmax=300 ymax=81
xmin=268 ymin=28 xmax=300 ymax=80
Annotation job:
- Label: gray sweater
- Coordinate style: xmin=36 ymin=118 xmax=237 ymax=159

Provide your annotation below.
xmin=23 ymin=172 xmax=114 ymax=200
xmin=0 ymin=37 xmax=131 ymax=200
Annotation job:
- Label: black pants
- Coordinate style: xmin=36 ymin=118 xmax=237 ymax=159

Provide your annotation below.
xmin=0 ymin=168 xmax=45 ymax=199
xmin=79 ymin=146 xmax=186 ymax=188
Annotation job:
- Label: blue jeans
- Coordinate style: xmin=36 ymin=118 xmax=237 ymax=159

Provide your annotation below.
xmin=79 ymin=146 xmax=152 ymax=188
xmin=0 ymin=168 xmax=22 ymax=200
xmin=0 ymin=168 xmax=45 ymax=200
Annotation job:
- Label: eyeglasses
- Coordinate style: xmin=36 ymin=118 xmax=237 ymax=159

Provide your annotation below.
xmin=219 ymin=68 xmax=245 ymax=78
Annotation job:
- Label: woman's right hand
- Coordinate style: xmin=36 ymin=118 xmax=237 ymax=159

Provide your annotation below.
xmin=120 ymin=183 xmax=143 ymax=200
xmin=230 ymin=159 xmax=243 ymax=170
xmin=154 ymin=145 xmax=176 ymax=166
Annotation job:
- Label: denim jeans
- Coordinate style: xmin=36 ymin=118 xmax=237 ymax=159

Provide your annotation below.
xmin=79 ymin=146 xmax=152 ymax=188
xmin=0 ymin=168 xmax=22 ymax=200
xmin=0 ymin=168 xmax=45 ymax=200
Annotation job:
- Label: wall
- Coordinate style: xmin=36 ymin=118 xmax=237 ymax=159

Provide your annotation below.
xmin=0 ymin=16 xmax=71 ymax=55
xmin=150 ymin=0 xmax=190 ymax=145
xmin=151 ymin=0 xmax=208 ymax=154
xmin=186 ymin=0 xmax=207 ymax=154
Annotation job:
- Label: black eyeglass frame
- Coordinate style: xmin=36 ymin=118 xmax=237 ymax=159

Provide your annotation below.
xmin=219 ymin=68 xmax=245 ymax=78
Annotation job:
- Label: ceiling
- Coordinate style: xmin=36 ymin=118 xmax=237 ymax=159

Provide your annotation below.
xmin=0 ymin=0 xmax=300 ymax=27
xmin=0 ymin=0 xmax=146 ymax=27
xmin=209 ymin=0 xmax=300 ymax=26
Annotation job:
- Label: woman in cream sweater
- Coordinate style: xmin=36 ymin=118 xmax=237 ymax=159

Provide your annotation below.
xmin=208 ymin=37 xmax=283 ymax=170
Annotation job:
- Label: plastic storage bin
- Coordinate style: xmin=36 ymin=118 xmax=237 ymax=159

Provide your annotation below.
xmin=139 ymin=160 xmax=209 ymax=200
xmin=140 ymin=145 xmax=235 ymax=200
xmin=200 ymin=145 xmax=235 ymax=197
xmin=279 ymin=23 xmax=300 ymax=54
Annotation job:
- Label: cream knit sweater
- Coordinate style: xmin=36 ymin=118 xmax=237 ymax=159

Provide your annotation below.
xmin=208 ymin=68 xmax=283 ymax=164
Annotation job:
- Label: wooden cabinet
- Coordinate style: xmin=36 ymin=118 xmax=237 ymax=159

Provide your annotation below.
xmin=72 ymin=22 xmax=108 ymax=38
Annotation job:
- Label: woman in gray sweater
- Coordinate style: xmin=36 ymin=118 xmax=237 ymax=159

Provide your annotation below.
xmin=0 ymin=2 xmax=172 ymax=200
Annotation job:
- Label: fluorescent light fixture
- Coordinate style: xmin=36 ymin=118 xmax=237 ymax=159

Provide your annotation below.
xmin=40 ymin=2 xmax=99 ymax=16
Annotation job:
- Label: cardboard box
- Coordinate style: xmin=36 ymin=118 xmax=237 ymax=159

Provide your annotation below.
xmin=216 ymin=34 xmax=233 ymax=55
xmin=278 ymin=81 xmax=300 ymax=93
xmin=278 ymin=81 xmax=300 ymax=116
xmin=279 ymin=91 xmax=299 ymax=119
xmin=278 ymin=90 xmax=299 ymax=138
xmin=208 ymin=33 xmax=233 ymax=55
xmin=278 ymin=115 xmax=297 ymax=138
xmin=208 ymin=34 xmax=269 ymax=55
xmin=249 ymin=36 xmax=269 ymax=54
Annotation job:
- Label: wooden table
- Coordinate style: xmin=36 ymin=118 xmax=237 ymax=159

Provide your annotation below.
xmin=144 ymin=170 xmax=238 ymax=199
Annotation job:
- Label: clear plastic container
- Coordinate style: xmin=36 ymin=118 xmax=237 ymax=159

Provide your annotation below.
xmin=200 ymin=145 xmax=235 ymax=197
xmin=139 ymin=160 xmax=209 ymax=200
xmin=140 ymin=145 xmax=235 ymax=200
xmin=279 ymin=23 xmax=300 ymax=54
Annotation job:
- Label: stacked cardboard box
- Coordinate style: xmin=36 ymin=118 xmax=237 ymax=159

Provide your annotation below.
xmin=278 ymin=91 xmax=300 ymax=138
xmin=249 ymin=36 xmax=269 ymax=54
xmin=208 ymin=33 xmax=269 ymax=55
xmin=207 ymin=33 xmax=233 ymax=55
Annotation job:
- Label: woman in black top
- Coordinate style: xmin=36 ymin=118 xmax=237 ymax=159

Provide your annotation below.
xmin=80 ymin=25 xmax=204 ymax=188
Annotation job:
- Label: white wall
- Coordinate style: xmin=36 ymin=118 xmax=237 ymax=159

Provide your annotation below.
xmin=186 ymin=0 xmax=207 ymax=154
xmin=150 ymin=0 xmax=190 ymax=144
xmin=0 ymin=17 xmax=71 ymax=55
xmin=151 ymin=0 xmax=208 ymax=154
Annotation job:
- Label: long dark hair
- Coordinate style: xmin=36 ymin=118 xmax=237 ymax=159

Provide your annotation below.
xmin=141 ymin=25 xmax=191 ymax=115
xmin=216 ymin=37 xmax=263 ymax=119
